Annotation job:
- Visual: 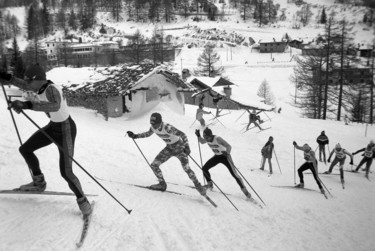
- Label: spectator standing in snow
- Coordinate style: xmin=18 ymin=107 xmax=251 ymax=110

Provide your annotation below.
xmin=0 ymin=64 xmax=92 ymax=217
xmin=196 ymin=103 xmax=211 ymax=127
xmin=260 ymin=136 xmax=274 ymax=174
xmin=195 ymin=128 xmax=253 ymax=200
xmin=344 ymin=115 xmax=349 ymax=125
xmin=246 ymin=109 xmax=263 ymax=131
xmin=127 ymin=113 xmax=206 ymax=195
xmin=316 ymin=131 xmax=329 ymax=164
xmin=352 ymin=140 xmax=375 ymax=179
xmin=293 ymin=141 xmax=325 ymax=194
xmin=324 ymin=143 xmax=353 ymax=186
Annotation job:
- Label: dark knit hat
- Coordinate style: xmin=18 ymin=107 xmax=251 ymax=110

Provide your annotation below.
xmin=203 ymin=127 xmax=213 ymax=137
xmin=24 ymin=64 xmax=46 ymax=81
xmin=150 ymin=113 xmax=162 ymax=125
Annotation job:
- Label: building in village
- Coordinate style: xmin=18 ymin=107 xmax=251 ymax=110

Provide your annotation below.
xmin=259 ymin=39 xmax=288 ymax=53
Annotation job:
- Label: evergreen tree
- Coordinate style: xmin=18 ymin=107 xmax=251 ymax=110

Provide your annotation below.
xmin=10 ymin=37 xmax=25 ymax=78
xmin=320 ymin=7 xmax=326 ymax=24
xmin=41 ymin=2 xmax=50 ymax=36
xmin=257 ymin=79 xmax=275 ymax=105
xmin=26 ymin=5 xmax=36 ymax=40
xmin=126 ymin=29 xmax=146 ymax=64
xmin=195 ymin=44 xmax=224 ymax=77
xmin=68 ymin=9 xmax=77 ymax=30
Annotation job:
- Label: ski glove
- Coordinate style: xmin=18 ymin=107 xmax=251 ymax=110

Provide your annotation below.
xmin=195 ymin=129 xmax=201 ymax=137
xmin=327 ymin=158 xmax=331 ymax=163
xmin=293 ymin=141 xmax=297 ymax=146
xmin=349 ymin=160 xmax=353 ymax=165
xmin=222 ymin=151 xmax=229 ymax=157
xmin=183 ymin=145 xmax=191 ymax=155
xmin=0 ymin=72 xmax=13 ymax=82
xmin=127 ymin=131 xmax=137 ymax=139
xmin=9 ymin=100 xmax=32 ymax=114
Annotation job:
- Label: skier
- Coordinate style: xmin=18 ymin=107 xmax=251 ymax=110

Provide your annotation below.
xmin=344 ymin=115 xmax=349 ymax=125
xmin=260 ymin=136 xmax=274 ymax=174
xmin=195 ymin=128 xmax=253 ymax=199
xmin=324 ymin=143 xmax=353 ymax=186
xmin=0 ymin=64 xmax=92 ymax=216
xmin=316 ymin=130 xmax=329 ymax=164
xmin=293 ymin=141 xmax=325 ymax=194
xmin=352 ymin=140 xmax=375 ymax=179
xmin=127 ymin=113 xmax=206 ymax=195
xmin=246 ymin=109 xmax=263 ymax=131
xmin=196 ymin=103 xmax=211 ymax=127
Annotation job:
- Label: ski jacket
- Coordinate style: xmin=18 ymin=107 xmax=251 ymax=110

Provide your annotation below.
xmin=333 ymin=148 xmax=350 ymax=159
xmin=261 ymin=142 xmax=274 ymax=158
xmin=353 ymin=146 xmax=375 ymax=158
xmin=23 ymin=81 xmax=70 ymax=123
xmin=316 ymin=134 xmax=329 ymax=145
xmin=207 ymin=136 xmax=228 ymax=155
xmin=137 ymin=123 xmax=188 ymax=146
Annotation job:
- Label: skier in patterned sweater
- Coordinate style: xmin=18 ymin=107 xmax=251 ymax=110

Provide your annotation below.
xmin=293 ymin=141 xmax=325 ymax=194
xmin=323 ymin=143 xmax=353 ymax=187
xmin=0 ymin=64 xmax=92 ymax=217
xmin=195 ymin=128 xmax=253 ymax=200
xmin=127 ymin=113 xmax=206 ymax=195
xmin=316 ymin=130 xmax=329 ymax=164
xmin=352 ymin=140 xmax=375 ymax=179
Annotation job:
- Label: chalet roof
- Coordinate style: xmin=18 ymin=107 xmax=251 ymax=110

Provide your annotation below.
xmin=63 ymin=64 xmax=193 ymax=97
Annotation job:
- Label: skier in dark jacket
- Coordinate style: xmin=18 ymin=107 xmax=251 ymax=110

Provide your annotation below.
xmin=293 ymin=141 xmax=325 ymax=194
xmin=0 ymin=64 xmax=92 ymax=216
xmin=127 ymin=113 xmax=206 ymax=195
xmin=316 ymin=130 xmax=329 ymax=163
xmin=260 ymin=136 xmax=274 ymax=174
xmin=195 ymin=128 xmax=253 ymax=200
xmin=246 ymin=109 xmax=263 ymax=131
xmin=352 ymin=140 xmax=375 ymax=179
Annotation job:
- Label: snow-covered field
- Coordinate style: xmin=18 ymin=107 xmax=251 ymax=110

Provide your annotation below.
xmin=1 ymin=0 xmax=375 ymax=250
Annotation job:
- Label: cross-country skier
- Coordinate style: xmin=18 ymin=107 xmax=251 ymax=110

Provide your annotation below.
xmin=196 ymin=103 xmax=211 ymax=127
xmin=0 ymin=64 xmax=92 ymax=216
xmin=246 ymin=109 xmax=263 ymax=131
xmin=352 ymin=140 xmax=375 ymax=179
xmin=323 ymin=143 xmax=353 ymax=187
xmin=316 ymin=130 xmax=329 ymax=164
xmin=260 ymin=136 xmax=274 ymax=174
xmin=127 ymin=113 xmax=206 ymax=195
xmin=195 ymin=128 xmax=253 ymax=199
xmin=293 ymin=141 xmax=325 ymax=194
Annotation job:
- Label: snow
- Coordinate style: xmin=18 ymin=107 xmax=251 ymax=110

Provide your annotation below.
xmin=1 ymin=0 xmax=375 ymax=250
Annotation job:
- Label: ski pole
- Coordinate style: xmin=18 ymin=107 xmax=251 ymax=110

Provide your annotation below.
xmin=273 ymin=149 xmax=282 ymax=174
xmin=189 ymin=119 xmax=197 ymax=128
xmin=188 ymin=155 xmax=239 ymax=211
xmin=235 ymin=110 xmax=246 ymax=122
xmin=226 ymin=155 xmax=266 ymax=206
xmin=210 ymin=113 xmax=226 ymax=128
xmin=294 ymin=146 xmax=296 ymax=185
xmin=196 ymin=135 xmax=206 ymax=185
xmin=1 ymin=83 xmax=33 ymax=178
xmin=319 ymin=177 xmax=332 ymax=197
xmin=131 ymin=138 xmax=152 ymax=167
xmin=19 ymin=110 xmax=132 ymax=214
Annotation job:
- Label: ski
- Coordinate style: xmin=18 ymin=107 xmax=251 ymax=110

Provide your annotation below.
xmin=272 ymin=185 xmax=328 ymax=199
xmin=256 ymin=127 xmax=271 ymax=133
xmin=203 ymin=194 xmax=218 ymax=208
xmin=306 ymin=172 xmax=340 ymax=176
xmin=0 ymin=189 xmax=97 ymax=197
xmin=127 ymin=183 xmax=186 ymax=196
xmin=172 ymin=183 xmax=233 ymax=196
xmin=76 ymin=201 xmax=95 ymax=248
xmin=247 ymin=197 xmax=263 ymax=208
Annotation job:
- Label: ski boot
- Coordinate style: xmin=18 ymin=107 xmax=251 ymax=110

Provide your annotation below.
xmin=194 ymin=181 xmax=207 ymax=196
xmin=203 ymin=181 xmax=213 ymax=190
xmin=320 ymin=187 xmax=325 ymax=194
xmin=19 ymin=174 xmax=47 ymax=192
xmin=323 ymin=171 xmax=331 ymax=174
xmin=149 ymin=181 xmax=167 ymax=191
xmin=77 ymin=196 xmax=92 ymax=217
xmin=295 ymin=183 xmax=304 ymax=188
xmin=241 ymin=187 xmax=252 ymax=199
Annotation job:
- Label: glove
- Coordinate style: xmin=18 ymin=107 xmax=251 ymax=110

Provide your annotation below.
xmin=9 ymin=100 xmax=32 ymax=113
xmin=195 ymin=129 xmax=201 ymax=137
xmin=0 ymin=72 xmax=13 ymax=82
xmin=327 ymin=158 xmax=331 ymax=163
xmin=183 ymin=145 xmax=191 ymax=155
xmin=127 ymin=131 xmax=137 ymax=139
xmin=349 ymin=160 xmax=353 ymax=165
xmin=293 ymin=141 xmax=297 ymax=146
xmin=222 ymin=151 xmax=229 ymax=156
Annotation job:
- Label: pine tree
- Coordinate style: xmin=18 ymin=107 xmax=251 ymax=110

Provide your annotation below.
xmin=41 ymin=2 xmax=50 ymax=36
xmin=320 ymin=7 xmax=327 ymax=24
xmin=10 ymin=37 xmax=25 ymax=78
xmin=195 ymin=44 xmax=224 ymax=77
xmin=26 ymin=5 xmax=36 ymax=40
xmin=257 ymin=79 xmax=275 ymax=105
xmin=68 ymin=9 xmax=77 ymax=30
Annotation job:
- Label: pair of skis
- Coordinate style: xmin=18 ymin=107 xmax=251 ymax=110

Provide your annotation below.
xmin=0 ymin=188 xmax=96 ymax=248
xmin=271 ymin=185 xmax=328 ymax=199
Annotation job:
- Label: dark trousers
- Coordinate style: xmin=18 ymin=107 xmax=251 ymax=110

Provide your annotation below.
xmin=202 ymin=154 xmax=245 ymax=189
xmin=355 ymin=157 xmax=373 ymax=174
xmin=19 ymin=117 xmax=85 ymax=198
xmin=319 ymin=145 xmax=326 ymax=162
xmin=298 ymin=161 xmax=322 ymax=189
